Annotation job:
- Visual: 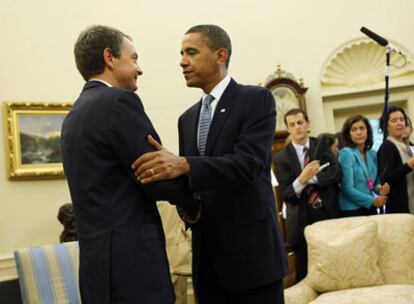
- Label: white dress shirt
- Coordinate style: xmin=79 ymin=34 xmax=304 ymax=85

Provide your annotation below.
xmin=291 ymin=138 xmax=318 ymax=197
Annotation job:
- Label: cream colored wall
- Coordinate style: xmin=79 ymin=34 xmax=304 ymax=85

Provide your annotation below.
xmin=1 ymin=0 xmax=413 ymax=275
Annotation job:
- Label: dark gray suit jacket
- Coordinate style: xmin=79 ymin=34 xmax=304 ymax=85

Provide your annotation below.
xmin=274 ymin=138 xmax=341 ymax=246
xmin=61 ymin=81 xmax=196 ymax=304
xmin=178 ymin=79 xmax=288 ymax=293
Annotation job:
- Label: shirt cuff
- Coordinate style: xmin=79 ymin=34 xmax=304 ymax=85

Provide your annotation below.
xmin=309 ymin=176 xmax=318 ymax=184
xmin=293 ymin=178 xmax=307 ymax=197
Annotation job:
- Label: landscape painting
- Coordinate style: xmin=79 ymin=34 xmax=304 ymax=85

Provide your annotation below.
xmin=19 ymin=114 xmax=65 ymax=164
xmin=3 ymin=102 xmax=72 ymax=180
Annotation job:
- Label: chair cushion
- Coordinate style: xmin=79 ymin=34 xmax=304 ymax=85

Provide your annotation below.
xmin=309 ymin=284 xmax=414 ymax=304
xmin=14 ymin=241 xmax=81 ymax=304
xmin=305 ymin=217 xmax=383 ymax=292
xmin=370 ymin=214 xmax=414 ymax=284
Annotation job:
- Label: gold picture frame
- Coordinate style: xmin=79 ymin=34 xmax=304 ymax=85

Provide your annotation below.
xmin=3 ymin=102 xmax=72 ymax=180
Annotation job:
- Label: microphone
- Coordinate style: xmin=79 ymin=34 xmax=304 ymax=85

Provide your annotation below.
xmin=360 ymin=26 xmax=403 ymax=55
xmin=360 ymin=27 xmax=387 ymax=46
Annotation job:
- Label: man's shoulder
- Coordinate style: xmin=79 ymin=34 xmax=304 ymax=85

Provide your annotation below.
xmin=180 ymin=101 xmax=200 ymax=121
xmin=236 ymin=82 xmax=271 ymax=97
xmin=274 ymin=143 xmax=293 ymax=162
xmin=84 ymin=82 xmax=138 ymax=98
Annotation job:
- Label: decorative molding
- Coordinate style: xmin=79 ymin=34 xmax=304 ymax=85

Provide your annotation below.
xmin=321 ymin=38 xmax=414 ymax=96
xmin=0 ymin=254 xmax=17 ymax=282
xmin=263 ymin=65 xmax=300 ymax=86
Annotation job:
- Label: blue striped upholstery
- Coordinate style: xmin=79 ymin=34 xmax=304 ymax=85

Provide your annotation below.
xmin=14 ymin=241 xmax=81 ymax=304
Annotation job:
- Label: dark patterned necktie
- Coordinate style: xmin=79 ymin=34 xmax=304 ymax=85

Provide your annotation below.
xmin=303 ymin=146 xmax=310 ymax=167
xmin=198 ymin=94 xmax=214 ymax=156
xmin=303 ymin=146 xmax=323 ymax=209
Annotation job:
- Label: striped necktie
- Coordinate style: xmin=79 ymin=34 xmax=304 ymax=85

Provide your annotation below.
xmin=198 ymin=94 xmax=214 ymax=156
xmin=303 ymin=146 xmax=323 ymax=209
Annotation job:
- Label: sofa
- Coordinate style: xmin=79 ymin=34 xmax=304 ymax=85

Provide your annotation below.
xmin=284 ymin=214 xmax=414 ymax=304
xmin=14 ymin=241 xmax=81 ymax=304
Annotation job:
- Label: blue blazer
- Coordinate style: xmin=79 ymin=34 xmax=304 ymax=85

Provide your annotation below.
xmin=338 ymin=147 xmax=380 ymax=211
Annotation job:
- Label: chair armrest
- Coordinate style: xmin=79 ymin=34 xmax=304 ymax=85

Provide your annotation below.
xmin=284 ymin=279 xmax=318 ymax=304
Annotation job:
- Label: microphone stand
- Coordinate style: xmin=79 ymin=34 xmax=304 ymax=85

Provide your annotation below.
xmin=383 ymin=46 xmax=391 ymax=141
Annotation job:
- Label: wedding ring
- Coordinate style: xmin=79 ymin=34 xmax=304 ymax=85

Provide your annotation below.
xmin=150 ymin=168 xmax=155 ymax=176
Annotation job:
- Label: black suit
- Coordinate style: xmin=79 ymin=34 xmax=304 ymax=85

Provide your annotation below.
xmin=273 ymin=138 xmax=341 ymax=280
xmin=61 ymin=81 xmax=197 ymax=304
xmin=178 ymin=79 xmax=287 ymax=303
xmin=377 ymin=139 xmax=411 ymax=213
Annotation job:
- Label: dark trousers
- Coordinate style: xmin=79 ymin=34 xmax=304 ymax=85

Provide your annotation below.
xmin=341 ymin=208 xmax=373 ymax=217
xmin=195 ymin=247 xmax=284 ymax=304
xmin=293 ymin=241 xmax=307 ymax=283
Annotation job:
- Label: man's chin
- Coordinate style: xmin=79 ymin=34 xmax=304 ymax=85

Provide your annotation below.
xmin=130 ymin=84 xmax=138 ymax=91
xmin=185 ymin=80 xmax=198 ymax=88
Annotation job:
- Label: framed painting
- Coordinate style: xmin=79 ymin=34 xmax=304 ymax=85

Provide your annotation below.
xmin=3 ymin=102 xmax=72 ymax=180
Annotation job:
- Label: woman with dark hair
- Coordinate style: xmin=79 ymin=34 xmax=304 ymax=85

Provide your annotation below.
xmin=317 ymin=133 xmax=340 ymax=159
xmin=377 ymin=106 xmax=414 ymax=214
xmin=339 ymin=115 xmax=390 ymax=216
xmin=403 ymin=116 xmax=414 ymax=148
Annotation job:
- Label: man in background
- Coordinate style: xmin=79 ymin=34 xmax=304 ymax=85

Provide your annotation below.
xmin=61 ymin=25 xmax=197 ymax=304
xmin=133 ymin=24 xmax=287 ymax=304
xmin=273 ymin=108 xmax=341 ymax=282
xmin=158 ymin=202 xmax=192 ymax=304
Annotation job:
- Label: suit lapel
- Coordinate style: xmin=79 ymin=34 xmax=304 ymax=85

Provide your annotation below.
xmin=352 ymin=148 xmax=370 ymax=178
xmin=286 ymin=143 xmax=302 ymax=177
xmin=204 ymin=79 xmax=239 ymax=155
xmin=184 ymin=101 xmax=202 ymax=156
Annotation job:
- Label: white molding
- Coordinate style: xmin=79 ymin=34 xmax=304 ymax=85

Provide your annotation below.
xmin=0 ymin=254 xmax=17 ymax=282
xmin=321 ymin=38 xmax=414 ymax=95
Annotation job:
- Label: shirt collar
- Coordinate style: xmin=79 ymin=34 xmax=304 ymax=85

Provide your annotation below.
xmin=203 ymin=74 xmax=231 ymax=102
xmin=292 ymin=138 xmax=310 ymax=153
xmin=89 ymin=79 xmax=112 ymax=87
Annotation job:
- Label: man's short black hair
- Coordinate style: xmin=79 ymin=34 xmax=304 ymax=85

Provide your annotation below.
xmin=284 ymin=108 xmax=309 ymax=126
xmin=186 ymin=24 xmax=232 ymax=68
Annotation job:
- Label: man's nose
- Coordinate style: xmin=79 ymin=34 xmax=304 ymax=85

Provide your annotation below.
xmin=137 ymin=64 xmax=143 ymax=75
xmin=180 ymin=55 xmax=188 ymax=67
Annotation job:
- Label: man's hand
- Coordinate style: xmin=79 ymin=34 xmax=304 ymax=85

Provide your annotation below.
xmin=131 ymin=135 xmax=191 ymax=184
xmin=298 ymin=160 xmax=320 ymax=185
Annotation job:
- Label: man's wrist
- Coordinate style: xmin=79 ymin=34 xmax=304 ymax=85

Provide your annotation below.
xmin=180 ymin=156 xmax=191 ymax=174
xmin=298 ymin=176 xmax=307 ymax=185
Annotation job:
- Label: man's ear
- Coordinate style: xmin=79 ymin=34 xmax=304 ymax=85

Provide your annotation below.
xmin=103 ymin=48 xmax=115 ymax=68
xmin=216 ymin=48 xmax=228 ymax=65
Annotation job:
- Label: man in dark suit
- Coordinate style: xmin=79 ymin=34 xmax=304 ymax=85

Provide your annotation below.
xmin=132 ymin=24 xmax=287 ymax=304
xmin=61 ymin=25 xmax=197 ymax=304
xmin=273 ymin=109 xmax=341 ymax=282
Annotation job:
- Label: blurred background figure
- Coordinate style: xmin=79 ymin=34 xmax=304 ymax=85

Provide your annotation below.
xmin=378 ymin=106 xmax=414 ymax=214
xmin=338 ymin=115 xmax=389 ymax=217
xmin=274 ymin=109 xmax=341 ymax=282
xmin=317 ymin=133 xmax=340 ymax=159
xmin=158 ymin=202 xmax=193 ymax=304
xmin=403 ymin=116 xmax=414 ymax=154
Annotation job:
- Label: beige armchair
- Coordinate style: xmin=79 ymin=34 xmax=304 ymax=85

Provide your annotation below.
xmin=284 ymin=214 xmax=414 ymax=304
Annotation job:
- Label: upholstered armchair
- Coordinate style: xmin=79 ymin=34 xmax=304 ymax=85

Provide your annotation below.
xmin=284 ymin=214 xmax=414 ymax=304
xmin=14 ymin=241 xmax=81 ymax=304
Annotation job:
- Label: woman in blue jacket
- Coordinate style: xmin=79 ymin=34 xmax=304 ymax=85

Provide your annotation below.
xmin=338 ymin=115 xmax=389 ymax=217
